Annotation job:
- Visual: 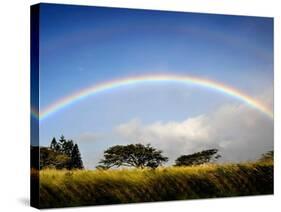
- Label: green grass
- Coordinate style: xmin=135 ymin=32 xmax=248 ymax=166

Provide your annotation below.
xmin=36 ymin=161 xmax=273 ymax=208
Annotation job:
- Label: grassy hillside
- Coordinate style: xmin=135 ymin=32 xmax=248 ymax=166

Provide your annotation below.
xmin=36 ymin=161 xmax=273 ymax=208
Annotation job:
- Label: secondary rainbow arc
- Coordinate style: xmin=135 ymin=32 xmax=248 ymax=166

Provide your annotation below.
xmin=32 ymin=74 xmax=273 ymax=120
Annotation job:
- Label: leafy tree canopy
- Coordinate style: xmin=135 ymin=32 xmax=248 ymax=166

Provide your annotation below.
xmin=40 ymin=147 xmax=71 ymax=169
xmin=175 ymin=149 xmax=221 ymax=166
xmin=97 ymin=143 xmax=168 ymax=169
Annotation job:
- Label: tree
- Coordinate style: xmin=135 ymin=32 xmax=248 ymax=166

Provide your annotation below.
xmin=97 ymin=143 xmax=168 ymax=169
xmin=41 ymin=136 xmax=84 ymax=170
xmin=50 ymin=137 xmax=60 ymax=152
xmin=62 ymin=140 xmax=74 ymax=157
xmin=40 ymin=147 xmax=71 ymax=169
xmin=70 ymin=144 xmax=84 ymax=169
xmin=259 ymin=150 xmax=273 ymax=162
xmin=175 ymin=149 xmax=221 ymax=166
xmin=58 ymin=135 xmax=67 ymax=153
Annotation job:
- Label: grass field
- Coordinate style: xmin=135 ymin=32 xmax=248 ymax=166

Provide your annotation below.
xmin=35 ymin=161 xmax=273 ymax=208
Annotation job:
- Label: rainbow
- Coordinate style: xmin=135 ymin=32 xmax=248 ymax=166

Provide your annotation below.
xmin=32 ymin=74 xmax=273 ymax=121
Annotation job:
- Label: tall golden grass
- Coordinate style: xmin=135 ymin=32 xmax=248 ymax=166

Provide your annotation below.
xmin=35 ymin=161 xmax=273 ymax=208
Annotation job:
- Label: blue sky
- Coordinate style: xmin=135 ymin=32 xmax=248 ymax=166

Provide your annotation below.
xmin=36 ymin=3 xmax=273 ymax=168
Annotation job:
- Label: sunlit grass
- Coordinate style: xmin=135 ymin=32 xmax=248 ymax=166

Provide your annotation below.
xmin=36 ymin=161 xmax=273 ymax=208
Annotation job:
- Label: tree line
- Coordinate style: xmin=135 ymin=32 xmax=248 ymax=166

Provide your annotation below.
xmin=40 ymin=135 xmax=83 ymax=169
xmin=96 ymin=143 xmax=221 ymax=169
xmin=39 ymin=137 xmax=273 ymax=170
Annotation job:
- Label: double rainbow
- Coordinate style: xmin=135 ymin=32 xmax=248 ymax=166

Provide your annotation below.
xmin=32 ymin=74 xmax=273 ymax=121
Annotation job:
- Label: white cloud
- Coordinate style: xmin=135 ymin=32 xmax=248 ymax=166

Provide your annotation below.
xmin=115 ymin=90 xmax=273 ymax=164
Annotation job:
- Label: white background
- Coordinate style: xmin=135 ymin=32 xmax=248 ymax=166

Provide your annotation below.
xmin=0 ymin=0 xmax=280 ymax=211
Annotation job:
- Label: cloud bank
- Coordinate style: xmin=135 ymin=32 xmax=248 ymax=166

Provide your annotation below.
xmin=115 ymin=91 xmax=273 ymax=164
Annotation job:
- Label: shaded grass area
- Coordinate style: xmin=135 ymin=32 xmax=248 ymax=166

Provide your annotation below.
xmin=37 ymin=162 xmax=273 ymax=208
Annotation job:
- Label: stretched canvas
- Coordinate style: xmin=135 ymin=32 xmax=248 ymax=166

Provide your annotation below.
xmin=31 ymin=3 xmax=274 ymax=209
